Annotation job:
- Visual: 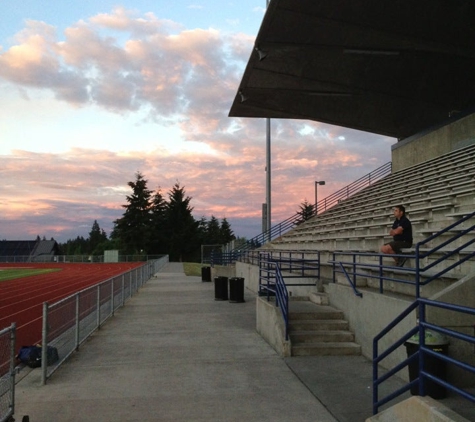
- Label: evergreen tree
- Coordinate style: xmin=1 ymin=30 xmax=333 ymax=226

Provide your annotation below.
xmin=88 ymin=220 xmax=108 ymax=254
xmin=149 ymin=188 xmax=168 ymax=253
xmin=206 ymin=216 xmax=221 ymax=244
xmin=164 ymin=182 xmax=199 ymax=261
xmin=297 ymin=199 xmax=315 ymax=224
xmin=62 ymin=236 xmax=88 ymax=255
xmin=219 ymin=218 xmax=235 ymax=244
xmin=113 ymin=172 xmax=153 ymax=254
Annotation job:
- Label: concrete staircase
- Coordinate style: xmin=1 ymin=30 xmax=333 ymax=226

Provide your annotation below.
xmin=288 ymin=299 xmax=361 ymax=356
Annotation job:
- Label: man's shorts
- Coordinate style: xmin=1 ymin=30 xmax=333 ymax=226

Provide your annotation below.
xmin=387 ymin=240 xmax=412 ymax=254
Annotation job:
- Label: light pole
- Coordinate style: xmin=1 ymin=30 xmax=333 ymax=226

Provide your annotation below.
xmin=265 ymin=0 xmax=271 ymax=239
xmin=315 ymin=181 xmax=325 ymax=215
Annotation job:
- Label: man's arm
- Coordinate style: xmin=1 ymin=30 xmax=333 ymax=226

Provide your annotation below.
xmin=389 ymin=226 xmax=403 ymax=236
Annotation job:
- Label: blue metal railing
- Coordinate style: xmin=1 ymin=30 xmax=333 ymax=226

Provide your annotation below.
xmin=258 ymin=256 xmax=290 ymax=340
xmin=231 ymin=162 xmax=392 ymax=253
xmin=257 ymin=251 xmax=322 ymax=340
xmin=257 ymin=251 xmax=321 ymax=286
xmin=210 ymin=250 xmax=239 ymax=267
xmin=373 ymin=298 xmax=475 ymax=415
xmin=330 ymin=211 xmax=475 ymax=298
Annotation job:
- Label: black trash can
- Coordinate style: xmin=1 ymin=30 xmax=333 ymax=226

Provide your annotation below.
xmin=229 ymin=277 xmax=245 ymax=303
xmin=404 ymin=330 xmax=449 ymax=399
xmin=214 ymin=276 xmax=228 ymax=301
xmin=201 ymin=266 xmax=211 ymax=282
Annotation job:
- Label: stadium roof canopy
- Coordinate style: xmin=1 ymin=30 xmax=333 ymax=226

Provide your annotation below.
xmin=229 ymin=0 xmax=475 ymax=140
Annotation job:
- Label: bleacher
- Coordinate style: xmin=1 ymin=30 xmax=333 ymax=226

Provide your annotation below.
xmin=0 ymin=241 xmax=37 ymax=260
xmin=0 ymin=239 xmax=59 ymax=262
xmin=271 ymin=144 xmax=475 ymax=254
xmin=263 ymin=143 xmax=475 ymax=300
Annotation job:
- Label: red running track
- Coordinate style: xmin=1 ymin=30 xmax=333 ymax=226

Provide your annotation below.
xmin=0 ymin=262 xmax=143 ymax=351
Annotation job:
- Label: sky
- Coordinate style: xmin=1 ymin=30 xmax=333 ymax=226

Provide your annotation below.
xmin=0 ymin=1 xmax=396 ymax=243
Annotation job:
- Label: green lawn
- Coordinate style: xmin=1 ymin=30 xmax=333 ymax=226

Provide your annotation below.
xmin=0 ymin=268 xmax=61 ymax=282
xmin=182 ymin=262 xmax=203 ymax=277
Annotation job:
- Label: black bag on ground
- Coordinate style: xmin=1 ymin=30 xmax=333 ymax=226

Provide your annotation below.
xmin=17 ymin=346 xmax=42 ymax=368
xmin=17 ymin=345 xmax=59 ymax=368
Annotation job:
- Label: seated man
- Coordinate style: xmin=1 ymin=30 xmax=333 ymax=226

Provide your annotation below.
xmin=381 ymin=205 xmax=413 ymax=266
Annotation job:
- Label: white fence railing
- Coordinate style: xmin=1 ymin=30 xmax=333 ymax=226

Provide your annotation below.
xmin=40 ymin=256 xmax=168 ymax=384
xmin=0 ymin=323 xmax=16 ymax=422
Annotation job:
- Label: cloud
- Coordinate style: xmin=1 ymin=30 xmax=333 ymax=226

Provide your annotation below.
xmin=0 ymin=8 xmax=245 ymax=119
xmin=0 ymin=8 xmax=395 ymax=243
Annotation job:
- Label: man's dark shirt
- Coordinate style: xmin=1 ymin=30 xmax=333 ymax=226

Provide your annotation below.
xmin=392 ymin=215 xmax=413 ymax=245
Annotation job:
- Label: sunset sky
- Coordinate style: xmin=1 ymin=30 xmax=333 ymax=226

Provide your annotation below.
xmin=0 ymin=1 xmax=396 ymax=243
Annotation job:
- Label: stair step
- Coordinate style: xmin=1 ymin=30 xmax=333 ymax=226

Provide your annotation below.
xmin=290 ymin=330 xmax=355 ymax=343
xmin=291 ymin=342 xmax=361 ymax=356
xmin=288 ymin=319 xmax=349 ymax=331
xmin=289 ymin=304 xmax=344 ymax=320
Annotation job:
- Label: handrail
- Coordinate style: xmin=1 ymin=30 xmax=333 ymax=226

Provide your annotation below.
xmin=275 ymin=264 xmax=290 ymax=341
xmin=231 ymin=161 xmax=392 ymax=253
xmin=337 ymin=262 xmax=363 ymax=297
xmin=330 ymin=210 xmax=475 ymax=298
xmin=373 ymin=298 xmax=475 ymax=415
xmin=258 ymin=253 xmax=289 ymax=341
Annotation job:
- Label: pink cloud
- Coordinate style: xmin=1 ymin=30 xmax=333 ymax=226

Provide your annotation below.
xmin=0 ymin=8 xmax=395 ymax=242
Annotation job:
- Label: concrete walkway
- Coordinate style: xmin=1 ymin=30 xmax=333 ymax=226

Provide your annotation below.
xmin=14 ymin=262 xmax=472 ymax=421
xmin=13 ymin=263 xmax=337 ymax=422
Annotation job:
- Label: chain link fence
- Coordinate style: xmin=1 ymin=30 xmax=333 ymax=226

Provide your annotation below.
xmin=0 ymin=324 xmax=15 ymax=422
xmin=40 ymin=256 xmax=168 ymax=384
xmin=0 ymin=254 xmax=164 ymax=263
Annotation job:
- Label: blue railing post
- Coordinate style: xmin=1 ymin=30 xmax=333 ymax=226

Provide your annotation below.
xmin=332 ymin=252 xmax=336 ymax=283
xmin=415 ymin=244 xmax=421 ymax=298
xmin=418 ymin=302 xmax=426 ymax=397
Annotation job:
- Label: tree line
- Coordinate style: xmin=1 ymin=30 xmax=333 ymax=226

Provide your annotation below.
xmin=59 ymin=172 xmax=236 ymax=261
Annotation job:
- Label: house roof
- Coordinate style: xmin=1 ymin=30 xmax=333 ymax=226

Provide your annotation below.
xmin=229 ymin=0 xmax=475 ymax=139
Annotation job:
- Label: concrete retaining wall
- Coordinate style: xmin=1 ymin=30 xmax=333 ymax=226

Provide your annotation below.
xmin=256 ymin=296 xmax=291 ymax=357
xmin=427 ymin=273 xmax=475 ymax=387
xmin=392 ymin=112 xmax=475 ymax=172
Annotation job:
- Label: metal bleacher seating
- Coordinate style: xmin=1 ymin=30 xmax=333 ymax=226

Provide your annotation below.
xmin=271 ymin=144 xmax=475 ymax=254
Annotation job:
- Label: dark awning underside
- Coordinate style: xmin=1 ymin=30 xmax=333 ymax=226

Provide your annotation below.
xmin=229 ymin=0 xmax=475 ymax=139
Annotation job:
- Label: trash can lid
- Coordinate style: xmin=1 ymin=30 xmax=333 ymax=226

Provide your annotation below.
xmin=407 ymin=329 xmax=449 ymax=345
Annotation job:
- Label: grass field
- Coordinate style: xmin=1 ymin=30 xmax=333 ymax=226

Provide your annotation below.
xmin=183 ymin=262 xmax=202 ymax=277
xmin=0 ymin=267 xmax=61 ymax=282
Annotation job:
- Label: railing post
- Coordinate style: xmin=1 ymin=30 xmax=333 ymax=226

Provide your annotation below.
xmin=317 ymin=251 xmax=321 ymax=279
xmin=121 ymin=274 xmax=125 ymax=306
xmin=372 ymin=333 xmax=378 ymax=415
xmin=415 ymin=244 xmax=421 ymax=298
xmin=96 ymin=284 xmax=101 ymax=329
xmin=332 ymin=252 xmax=336 ymax=283
xmin=111 ymin=279 xmax=115 ymax=316
xmin=379 ymin=255 xmax=384 ymax=294
xmin=418 ymin=301 xmax=426 ymax=397
xmin=42 ymin=302 xmax=48 ymax=385
xmin=10 ymin=323 xmax=16 ymax=413
xmin=75 ymin=293 xmax=80 ymax=350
